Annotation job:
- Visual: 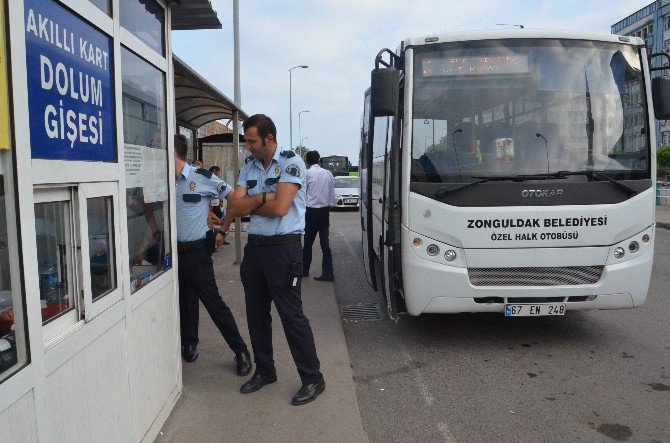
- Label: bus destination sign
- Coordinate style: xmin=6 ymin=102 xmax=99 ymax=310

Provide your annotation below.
xmin=422 ymin=55 xmax=529 ymax=77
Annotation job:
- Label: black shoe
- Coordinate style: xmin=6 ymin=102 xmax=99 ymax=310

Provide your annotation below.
xmin=235 ymin=351 xmax=252 ymax=376
xmin=291 ymin=378 xmax=325 ymax=406
xmin=181 ymin=345 xmax=198 ymax=363
xmin=303 ymin=271 xmax=309 ymax=278
xmin=240 ymin=371 xmax=277 ymax=394
xmin=314 ymin=275 xmax=334 ymax=282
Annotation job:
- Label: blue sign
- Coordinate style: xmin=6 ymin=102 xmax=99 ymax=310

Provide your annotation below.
xmin=24 ymin=0 xmax=115 ymax=161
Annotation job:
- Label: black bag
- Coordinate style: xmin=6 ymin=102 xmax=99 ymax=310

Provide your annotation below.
xmin=205 ymin=229 xmax=217 ymax=254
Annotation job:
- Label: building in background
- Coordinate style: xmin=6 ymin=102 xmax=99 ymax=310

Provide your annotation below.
xmin=198 ymin=120 xmax=232 ymax=138
xmin=612 ymin=1 xmax=670 ymax=146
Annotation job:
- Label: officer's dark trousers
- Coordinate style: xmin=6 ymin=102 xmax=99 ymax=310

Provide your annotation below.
xmin=178 ymin=241 xmax=248 ymax=355
xmin=241 ymin=242 xmax=322 ymax=384
xmin=302 ymin=206 xmax=333 ymax=278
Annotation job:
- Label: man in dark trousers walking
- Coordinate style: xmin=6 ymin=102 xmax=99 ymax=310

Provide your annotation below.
xmin=173 ymin=134 xmax=251 ymax=376
xmin=302 ymin=150 xmax=335 ymax=281
xmin=225 ymin=114 xmax=325 ymax=406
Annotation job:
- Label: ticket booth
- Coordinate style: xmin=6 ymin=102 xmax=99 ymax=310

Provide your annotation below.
xmin=0 ymin=1 xmax=240 ymax=441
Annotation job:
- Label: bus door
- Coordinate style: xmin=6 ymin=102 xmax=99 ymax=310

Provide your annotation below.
xmin=360 ymin=90 xmax=377 ymax=291
xmin=369 ymin=60 xmax=403 ymax=319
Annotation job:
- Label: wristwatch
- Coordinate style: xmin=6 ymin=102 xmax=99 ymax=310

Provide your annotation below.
xmin=262 ymin=192 xmax=267 ymax=203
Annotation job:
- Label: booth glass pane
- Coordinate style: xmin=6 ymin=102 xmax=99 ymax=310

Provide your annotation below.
xmin=87 ymin=196 xmax=116 ymax=300
xmin=34 ymin=201 xmax=76 ymax=324
xmin=121 ymin=47 xmax=171 ymax=294
xmin=0 ymin=153 xmax=29 ymax=383
xmin=119 ymin=0 xmax=165 ymax=55
xmin=88 ymin=0 xmax=111 ymax=16
xmin=0 ymin=0 xmax=29 ymax=383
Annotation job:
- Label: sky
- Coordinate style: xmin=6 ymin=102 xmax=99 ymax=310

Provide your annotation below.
xmin=171 ymin=0 xmax=652 ymax=165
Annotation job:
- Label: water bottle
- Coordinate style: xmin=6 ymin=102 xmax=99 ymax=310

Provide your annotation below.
xmin=40 ymin=259 xmax=59 ymax=305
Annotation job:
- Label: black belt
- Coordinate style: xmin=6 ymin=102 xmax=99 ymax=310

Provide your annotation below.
xmin=247 ymin=234 xmax=302 ymax=246
xmin=177 ymin=239 xmax=206 ymax=252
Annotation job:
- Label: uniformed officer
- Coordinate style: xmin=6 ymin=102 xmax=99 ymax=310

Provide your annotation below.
xmin=225 ymin=114 xmax=324 ymax=406
xmin=173 ymin=134 xmax=251 ymax=376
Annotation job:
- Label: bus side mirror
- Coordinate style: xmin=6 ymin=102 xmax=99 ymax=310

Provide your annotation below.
xmin=370 ymin=68 xmax=399 ymax=117
xmin=652 ymin=76 xmax=670 ymax=120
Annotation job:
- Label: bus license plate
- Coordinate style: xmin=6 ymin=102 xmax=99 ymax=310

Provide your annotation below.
xmin=345 ymin=198 xmax=357 ymax=204
xmin=505 ymin=303 xmax=566 ymax=317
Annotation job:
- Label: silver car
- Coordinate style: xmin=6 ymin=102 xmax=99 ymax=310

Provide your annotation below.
xmin=332 ymin=176 xmax=359 ymax=208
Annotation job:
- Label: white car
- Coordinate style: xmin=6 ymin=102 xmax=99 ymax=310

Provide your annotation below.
xmin=332 ymin=176 xmax=359 ymax=208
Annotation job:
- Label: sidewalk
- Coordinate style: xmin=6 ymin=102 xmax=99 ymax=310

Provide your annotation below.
xmin=157 ymin=232 xmax=367 ymax=442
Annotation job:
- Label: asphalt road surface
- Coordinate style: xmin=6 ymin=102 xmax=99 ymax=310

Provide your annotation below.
xmin=328 ymin=209 xmax=670 ymax=443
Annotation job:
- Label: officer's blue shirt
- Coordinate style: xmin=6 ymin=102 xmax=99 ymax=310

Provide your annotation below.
xmin=238 ymin=148 xmax=306 ymax=235
xmin=175 ymin=163 xmax=232 ymax=242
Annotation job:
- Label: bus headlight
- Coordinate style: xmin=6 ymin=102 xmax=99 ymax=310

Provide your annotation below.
xmin=613 ymin=247 xmax=625 ymax=259
xmin=426 ymin=244 xmax=440 ymax=256
xmin=444 ymin=250 xmax=457 ymax=261
xmin=606 ymin=226 xmax=653 ymax=265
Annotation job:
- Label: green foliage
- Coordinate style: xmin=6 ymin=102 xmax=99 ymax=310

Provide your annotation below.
xmin=657 ymin=145 xmax=670 ymax=168
xmin=658 ymin=166 xmax=669 ymax=181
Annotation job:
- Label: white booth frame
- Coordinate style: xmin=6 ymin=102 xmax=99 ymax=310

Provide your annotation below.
xmin=0 ymin=0 xmax=182 ymax=441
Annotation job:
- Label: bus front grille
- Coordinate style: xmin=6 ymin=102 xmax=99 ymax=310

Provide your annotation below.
xmin=468 ymin=266 xmax=604 ymax=287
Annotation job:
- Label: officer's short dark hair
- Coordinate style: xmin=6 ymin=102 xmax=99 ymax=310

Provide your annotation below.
xmin=209 ymin=165 xmax=221 ymax=175
xmin=243 ymin=114 xmax=276 ymax=143
xmin=306 ymin=150 xmax=320 ymax=166
xmin=174 ymin=134 xmax=188 ymax=160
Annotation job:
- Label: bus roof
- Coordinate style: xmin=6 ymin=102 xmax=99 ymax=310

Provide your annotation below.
xmin=404 ymin=29 xmax=645 ymax=49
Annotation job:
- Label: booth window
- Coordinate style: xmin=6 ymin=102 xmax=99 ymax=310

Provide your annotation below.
xmin=0 ymin=0 xmax=29 ymax=384
xmin=34 ymin=195 xmax=77 ymax=326
xmin=88 ymin=0 xmax=111 ymax=16
xmin=35 ymin=184 xmax=122 ymax=341
xmin=86 ymin=196 xmax=116 ymax=300
xmin=122 ymin=47 xmax=171 ymax=294
xmin=120 ymin=0 xmax=165 ymax=55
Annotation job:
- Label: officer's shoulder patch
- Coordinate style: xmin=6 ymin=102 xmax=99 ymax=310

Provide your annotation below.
xmin=245 ymin=155 xmax=254 ymax=164
xmin=217 ymin=182 xmax=227 ymax=192
xmin=195 ymin=168 xmax=213 ymax=178
xmin=285 ymin=163 xmax=301 ymax=177
xmin=280 ymin=150 xmax=296 ymax=158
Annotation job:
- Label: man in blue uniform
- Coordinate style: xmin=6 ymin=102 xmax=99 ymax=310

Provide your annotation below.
xmin=173 ymin=134 xmax=251 ymax=376
xmin=225 ymin=114 xmax=324 ymax=406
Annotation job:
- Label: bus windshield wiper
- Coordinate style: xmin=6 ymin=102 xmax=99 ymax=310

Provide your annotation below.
xmin=435 ymin=172 xmax=570 ymax=198
xmin=563 ymin=170 xmax=638 ymax=196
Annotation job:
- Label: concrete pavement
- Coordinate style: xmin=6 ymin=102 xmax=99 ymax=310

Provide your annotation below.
xmin=157 ymin=231 xmax=367 ymax=442
xmin=656 ymin=204 xmax=670 ymax=229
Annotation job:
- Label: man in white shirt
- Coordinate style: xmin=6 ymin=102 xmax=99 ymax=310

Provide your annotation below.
xmin=302 ymin=150 xmax=335 ymax=281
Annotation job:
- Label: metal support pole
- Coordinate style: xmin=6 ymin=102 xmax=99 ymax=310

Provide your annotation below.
xmin=232 ymin=111 xmax=241 ymax=264
xmin=233 ymin=0 xmax=242 ymax=265
xmin=289 ymin=65 xmax=307 ymax=151
xmin=289 ymin=69 xmax=293 ymax=150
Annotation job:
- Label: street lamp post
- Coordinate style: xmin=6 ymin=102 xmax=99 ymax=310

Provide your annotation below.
xmin=298 ymin=110 xmax=309 ymax=151
xmin=289 ymin=65 xmax=308 ymax=150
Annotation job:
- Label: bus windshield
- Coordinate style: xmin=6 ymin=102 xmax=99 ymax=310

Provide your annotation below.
xmin=321 ymin=156 xmax=349 ymax=176
xmin=411 ymin=39 xmax=650 ymax=184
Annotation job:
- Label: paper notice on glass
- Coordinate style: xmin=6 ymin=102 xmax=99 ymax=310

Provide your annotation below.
xmin=154 ymin=149 xmax=167 ymax=201
xmin=124 ymin=144 xmax=144 ymax=188
xmin=143 ymin=147 xmax=158 ymax=202
xmin=142 ymin=146 xmax=168 ymax=203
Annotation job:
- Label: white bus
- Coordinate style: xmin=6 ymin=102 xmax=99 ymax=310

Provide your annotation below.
xmin=360 ymin=29 xmax=670 ymax=318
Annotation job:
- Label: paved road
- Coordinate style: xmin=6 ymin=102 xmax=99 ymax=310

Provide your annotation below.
xmin=329 ymin=209 xmax=670 ymax=442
